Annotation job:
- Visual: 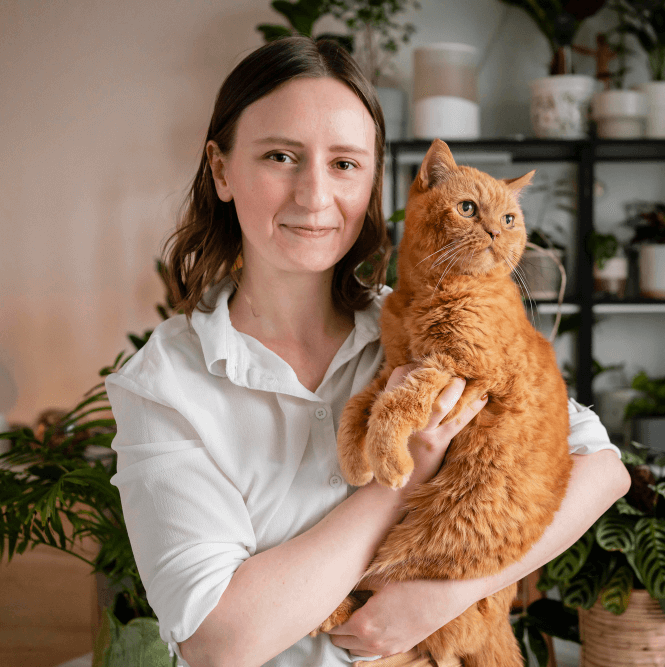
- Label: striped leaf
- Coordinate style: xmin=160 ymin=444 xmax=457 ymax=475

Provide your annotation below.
xmin=562 ymin=575 xmax=601 ymax=610
xmin=596 ymin=513 xmax=637 ymax=552
xmin=634 ymin=518 xmax=665 ymax=599
xmin=615 ymin=497 xmax=646 ymax=516
xmin=546 ymin=529 xmax=594 ymax=582
xmin=600 ymin=565 xmax=633 ymax=615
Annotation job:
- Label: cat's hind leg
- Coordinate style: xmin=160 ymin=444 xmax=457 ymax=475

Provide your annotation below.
xmin=337 ymin=369 xmax=392 ymax=486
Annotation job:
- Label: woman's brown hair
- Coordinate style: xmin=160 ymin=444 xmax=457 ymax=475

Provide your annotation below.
xmin=162 ymin=35 xmax=390 ymax=318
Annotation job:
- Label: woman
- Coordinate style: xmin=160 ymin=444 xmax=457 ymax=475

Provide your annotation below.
xmin=107 ymin=36 xmax=630 ymax=667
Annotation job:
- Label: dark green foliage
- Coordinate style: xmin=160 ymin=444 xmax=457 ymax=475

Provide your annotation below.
xmin=625 ymin=371 xmax=665 ymax=419
xmin=587 ymin=231 xmax=619 ymax=269
xmin=539 ymin=442 xmax=665 ymax=621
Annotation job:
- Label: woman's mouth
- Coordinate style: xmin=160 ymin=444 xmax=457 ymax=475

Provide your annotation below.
xmin=282 ymin=225 xmax=336 ymax=238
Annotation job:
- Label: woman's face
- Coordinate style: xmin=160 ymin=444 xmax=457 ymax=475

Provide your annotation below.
xmin=207 ymin=77 xmax=376 ymax=280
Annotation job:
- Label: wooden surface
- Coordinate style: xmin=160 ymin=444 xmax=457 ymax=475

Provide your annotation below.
xmin=0 ymin=519 xmax=98 ymax=667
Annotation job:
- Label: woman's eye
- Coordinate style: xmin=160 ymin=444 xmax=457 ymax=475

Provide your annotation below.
xmin=268 ymin=153 xmax=293 ymax=163
xmin=457 ymin=201 xmax=476 ymax=217
xmin=504 ymin=214 xmax=515 ymax=226
xmin=336 ymin=160 xmax=355 ymax=171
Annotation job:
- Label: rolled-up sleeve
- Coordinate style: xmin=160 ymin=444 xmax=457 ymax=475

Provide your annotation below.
xmin=567 ymin=398 xmax=621 ymax=457
xmin=106 ymin=375 xmax=256 ymax=656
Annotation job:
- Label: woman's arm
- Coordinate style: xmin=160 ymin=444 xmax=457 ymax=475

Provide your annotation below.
xmin=179 ymin=377 xmax=488 ymax=667
xmin=327 ymin=449 xmax=631 ymax=658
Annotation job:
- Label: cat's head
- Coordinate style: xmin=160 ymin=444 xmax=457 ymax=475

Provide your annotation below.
xmin=402 ymin=139 xmax=534 ymax=280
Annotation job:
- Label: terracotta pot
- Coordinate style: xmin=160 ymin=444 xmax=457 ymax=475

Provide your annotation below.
xmin=578 ymin=590 xmax=665 ymax=666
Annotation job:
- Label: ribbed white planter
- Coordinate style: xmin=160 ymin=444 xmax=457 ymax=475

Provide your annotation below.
xmin=592 ymin=90 xmax=647 ymax=138
xmin=639 ymin=244 xmax=665 ymax=298
xmin=530 ymin=75 xmax=597 ymax=139
xmin=641 ymin=81 xmax=665 ymax=138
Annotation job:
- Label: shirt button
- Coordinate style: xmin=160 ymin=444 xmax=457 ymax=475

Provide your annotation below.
xmin=315 ymin=407 xmax=328 ymax=420
xmin=329 ymin=474 xmax=343 ymax=488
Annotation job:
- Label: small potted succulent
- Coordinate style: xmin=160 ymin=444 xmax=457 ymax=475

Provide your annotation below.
xmin=496 ymin=0 xmax=607 ymax=138
xmin=627 ymin=202 xmax=665 ymax=298
xmin=535 ymin=442 xmax=665 ymax=667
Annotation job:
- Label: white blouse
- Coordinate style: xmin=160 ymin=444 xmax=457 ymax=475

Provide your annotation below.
xmin=107 ymin=277 xmax=620 ymax=666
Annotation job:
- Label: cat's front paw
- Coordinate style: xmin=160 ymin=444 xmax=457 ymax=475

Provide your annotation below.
xmin=365 ymin=393 xmax=414 ymax=489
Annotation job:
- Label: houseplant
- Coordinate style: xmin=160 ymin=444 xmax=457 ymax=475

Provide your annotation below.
xmin=612 ymin=0 xmax=665 ymax=135
xmin=497 ymin=0 xmax=607 ymax=137
xmin=587 ymin=230 xmax=628 ymax=298
xmin=0 ymin=261 xmax=179 ymax=666
xmin=627 ymin=201 xmax=665 ymax=298
xmin=535 ymin=442 xmax=665 ymax=666
xmin=625 ymin=371 xmax=665 ymax=451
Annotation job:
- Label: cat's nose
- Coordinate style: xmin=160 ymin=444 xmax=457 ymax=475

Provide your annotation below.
xmin=486 ymin=228 xmax=501 ymax=241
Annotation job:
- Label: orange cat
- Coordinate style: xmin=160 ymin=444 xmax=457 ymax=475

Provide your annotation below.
xmin=316 ymin=139 xmax=573 ymax=666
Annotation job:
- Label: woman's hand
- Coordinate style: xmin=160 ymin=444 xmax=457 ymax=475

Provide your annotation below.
xmin=384 ymin=365 xmax=488 ymax=491
xmin=327 ymin=577 xmax=483 ymax=658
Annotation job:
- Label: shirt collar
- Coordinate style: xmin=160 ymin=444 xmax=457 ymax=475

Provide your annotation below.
xmin=190 ymin=276 xmax=385 ymax=400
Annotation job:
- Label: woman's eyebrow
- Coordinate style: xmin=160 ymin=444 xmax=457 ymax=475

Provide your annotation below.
xmin=253 ymin=136 xmax=370 ymax=155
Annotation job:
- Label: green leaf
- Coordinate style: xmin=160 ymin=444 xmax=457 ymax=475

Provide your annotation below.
xmin=600 ymin=565 xmax=633 ymax=614
xmin=526 ymin=624 xmax=550 ymax=667
xmin=634 ymin=518 xmax=665 ymax=599
xmin=105 ymin=616 xmax=174 ymax=667
xmin=256 ymin=23 xmax=294 ymax=41
xmin=511 ymin=616 xmax=530 ymax=667
xmin=596 ymin=513 xmax=637 ymax=552
xmin=388 ymin=208 xmax=405 ymax=223
xmin=546 ymin=529 xmax=594 ymax=582
xmin=620 ymin=448 xmax=648 ymax=466
xmin=615 ymin=497 xmax=646 ymax=516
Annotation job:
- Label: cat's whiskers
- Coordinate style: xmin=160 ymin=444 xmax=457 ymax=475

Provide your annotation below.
xmin=415 ymin=241 xmax=459 ymax=270
xmin=430 ymin=248 xmax=465 ymax=301
xmin=431 ymin=240 xmax=470 ymax=270
xmin=506 ymin=252 xmax=539 ymax=329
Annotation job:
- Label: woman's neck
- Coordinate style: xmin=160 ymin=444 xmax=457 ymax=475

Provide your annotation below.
xmin=228 ymin=266 xmax=354 ymax=392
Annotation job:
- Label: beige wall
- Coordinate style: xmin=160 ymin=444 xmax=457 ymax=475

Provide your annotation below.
xmin=0 ymin=0 xmax=643 ymax=424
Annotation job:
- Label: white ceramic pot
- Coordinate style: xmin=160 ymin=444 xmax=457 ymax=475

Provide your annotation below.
xmin=530 ymin=75 xmax=597 ymax=139
xmin=639 ymin=244 xmax=665 ymax=298
xmin=377 ymin=86 xmax=406 ymax=142
xmin=641 ymin=81 xmax=665 ymax=138
xmin=592 ymin=90 xmax=647 ymax=139
xmin=593 ymin=256 xmax=628 ymax=297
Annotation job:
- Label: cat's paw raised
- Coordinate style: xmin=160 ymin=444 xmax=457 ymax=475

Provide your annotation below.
xmin=310 ymin=595 xmax=363 ymax=636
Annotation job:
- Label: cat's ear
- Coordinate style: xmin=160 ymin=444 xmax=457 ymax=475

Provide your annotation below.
xmin=416 ymin=139 xmax=457 ymax=191
xmin=503 ymin=170 xmax=535 ymax=198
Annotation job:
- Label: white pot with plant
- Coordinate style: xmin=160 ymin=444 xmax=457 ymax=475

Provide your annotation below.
xmin=628 ymin=202 xmax=665 ymax=298
xmin=610 ymin=0 xmax=665 ymax=136
xmin=588 ymin=231 xmax=628 ymax=298
xmin=256 ymin=0 xmax=419 ymax=142
xmin=499 ymin=0 xmax=605 ymax=138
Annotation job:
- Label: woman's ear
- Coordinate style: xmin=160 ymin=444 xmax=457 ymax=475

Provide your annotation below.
xmin=206 ymin=141 xmax=233 ymax=202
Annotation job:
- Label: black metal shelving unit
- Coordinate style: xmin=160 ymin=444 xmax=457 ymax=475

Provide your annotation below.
xmin=386 ymin=139 xmax=665 ymax=405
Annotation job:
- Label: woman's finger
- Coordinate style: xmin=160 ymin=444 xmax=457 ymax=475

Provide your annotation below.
xmin=421 ymin=377 xmax=466 ymax=431
xmin=384 ymin=363 xmax=419 ymax=393
xmin=439 ymin=393 xmax=489 ymax=439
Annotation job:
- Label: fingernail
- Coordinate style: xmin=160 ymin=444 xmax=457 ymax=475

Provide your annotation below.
xmin=481 ymin=393 xmax=488 ymax=401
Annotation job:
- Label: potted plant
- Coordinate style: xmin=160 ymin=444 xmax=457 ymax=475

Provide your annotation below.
xmin=497 ymin=0 xmax=607 ymax=138
xmin=624 ymin=371 xmax=665 ymax=451
xmin=0 ymin=261 xmax=180 ymax=667
xmin=611 ymin=0 xmax=665 ymax=136
xmin=536 ymin=442 xmax=665 ymax=667
xmin=256 ymin=0 xmax=419 ymax=139
xmin=590 ymin=9 xmax=648 ymax=138
xmin=587 ymin=230 xmax=628 ymax=298
xmin=627 ymin=202 xmax=665 ymax=298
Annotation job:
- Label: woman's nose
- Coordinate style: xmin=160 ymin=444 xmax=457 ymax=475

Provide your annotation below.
xmin=294 ymin=163 xmax=333 ymax=212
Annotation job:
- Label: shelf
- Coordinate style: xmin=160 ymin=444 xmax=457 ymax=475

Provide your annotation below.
xmin=593 ymin=301 xmax=665 ymax=314
xmin=532 ymin=302 xmax=580 ymax=315
xmin=388 ymin=138 xmax=665 ymax=164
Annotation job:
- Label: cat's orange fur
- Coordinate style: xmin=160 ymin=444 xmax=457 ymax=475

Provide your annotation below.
xmin=314 ymin=140 xmax=573 ymax=666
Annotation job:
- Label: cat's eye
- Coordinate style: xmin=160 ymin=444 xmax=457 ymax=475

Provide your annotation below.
xmin=503 ymin=214 xmax=515 ymax=227
xmin=457 ymin=201 xmax=476 ymax=217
